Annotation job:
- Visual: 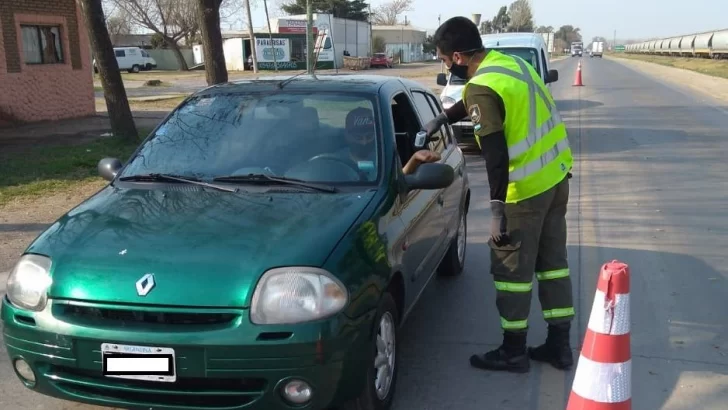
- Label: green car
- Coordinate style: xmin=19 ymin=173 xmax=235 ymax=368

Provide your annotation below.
xmin=2 ymin=75 xmax=471 ymax=410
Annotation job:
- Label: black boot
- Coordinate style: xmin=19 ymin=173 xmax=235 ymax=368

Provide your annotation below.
xmin=528 ymin=323 xmax=574 ymax=370
xmin=470 ymin=332 xmax=530 ymax=373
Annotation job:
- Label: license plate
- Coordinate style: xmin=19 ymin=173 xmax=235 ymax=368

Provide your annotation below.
xmin=101 ymin=343 xmax=176 ymax=382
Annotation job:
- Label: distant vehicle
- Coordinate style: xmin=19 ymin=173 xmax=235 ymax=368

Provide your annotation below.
xmin=571 ymin=42 xmax=583 ymax=57
xmin=436 ymin=32 xmax=559 ymax=149
xmin=93 ymin=46 xmax=157 ymax=74
xmin=370 ymin=52 xmax=393 ymax=68
xmin=590 ymin=41 xmax=604 ymax=58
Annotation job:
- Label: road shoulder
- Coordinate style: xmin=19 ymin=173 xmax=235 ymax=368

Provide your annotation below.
xmin=607 ymin=56 xmax=728 ymax=106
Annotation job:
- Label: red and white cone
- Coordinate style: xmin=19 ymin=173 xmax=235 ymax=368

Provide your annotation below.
xmin=566 ymin=260 xmax=631 ymax=410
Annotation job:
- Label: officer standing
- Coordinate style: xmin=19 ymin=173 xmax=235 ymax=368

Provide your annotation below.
xmin=423 ymin=16 xmax=575 ymax=373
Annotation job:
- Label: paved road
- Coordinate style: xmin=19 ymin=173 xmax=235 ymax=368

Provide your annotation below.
xmin=4 ymin=55 xmax=728 ymax=409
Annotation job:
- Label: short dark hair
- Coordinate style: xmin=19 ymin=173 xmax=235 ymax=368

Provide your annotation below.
xmin=433 ymin=16 xmax=484 ymax=57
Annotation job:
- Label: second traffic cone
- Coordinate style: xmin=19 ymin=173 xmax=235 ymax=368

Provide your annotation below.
xmin=573 ymin=60 xmax=584 ymax=86
xmin=566 ymin=260 xmax=631 ymax=410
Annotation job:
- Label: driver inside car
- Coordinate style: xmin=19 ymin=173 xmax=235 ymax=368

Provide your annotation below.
xmin=335 ymin=107 xmax=442 ymax=179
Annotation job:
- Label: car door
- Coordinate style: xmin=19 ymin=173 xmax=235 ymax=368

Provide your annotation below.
xmin=114 ymin=49 xmax=128 ymax=70
xmin=409 ymin=88 xmax=464 ymax=259
xmin=389 ymin=91 xmax=442 ymax=297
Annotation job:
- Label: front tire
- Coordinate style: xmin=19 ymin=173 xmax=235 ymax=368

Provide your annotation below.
xmin=342 ymin=292 xmax=399 ymax=410
xmin=437 ymin=210 xmax=467 ymax=276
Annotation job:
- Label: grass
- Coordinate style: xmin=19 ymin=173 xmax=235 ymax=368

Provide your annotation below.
xmin=609 ymin=53 xmax=728 ymax=79
xmin=0 ymin=131 xmax=149 ymax=206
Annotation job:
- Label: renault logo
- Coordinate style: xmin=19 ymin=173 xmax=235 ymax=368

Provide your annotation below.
xmin=136 ymin=273 xmax=156 ymax=296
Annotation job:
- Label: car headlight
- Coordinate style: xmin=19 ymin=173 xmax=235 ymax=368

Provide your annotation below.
xmin=441 ymin=96 xmax=457 ymax=109
xmin=250 ymin=267 xmax=348 ymax=325
xmin=6 ymin=254 xmax=53 ymax=312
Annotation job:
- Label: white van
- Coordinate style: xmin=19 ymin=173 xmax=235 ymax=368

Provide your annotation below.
xmin=93 ymin=47 xmax=157 ymax=74
xmin=436 ymin=33 xmax=559 ymax=147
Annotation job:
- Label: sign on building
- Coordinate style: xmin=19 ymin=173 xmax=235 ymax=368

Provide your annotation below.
xmin=278 ymin=19 xmax=318 ymax=35
xmin=255 ymin=37 xmax=290 ymax=63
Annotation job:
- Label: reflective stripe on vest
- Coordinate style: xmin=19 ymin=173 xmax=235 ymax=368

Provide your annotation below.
xmin=473 ymin=57 xmax=568 ymax=182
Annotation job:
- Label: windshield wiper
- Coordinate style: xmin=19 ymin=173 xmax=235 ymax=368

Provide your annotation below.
xmin=118 ymin=173 xmax=238 ymax=193
xmin=212 ymin=174 xmax=338 ymax=193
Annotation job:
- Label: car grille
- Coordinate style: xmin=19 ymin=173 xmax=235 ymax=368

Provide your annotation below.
xmin=46 ymin=365 xmax=266 ymax=409
xmin=57 ymin=304 xmax=240 ymax=327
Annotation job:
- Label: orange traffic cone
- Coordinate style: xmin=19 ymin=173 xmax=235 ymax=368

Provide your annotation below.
xmin=573 ymin=60 xmax=584 ymax=86
xmin=566 ymin=260 xmax=631 ymax=410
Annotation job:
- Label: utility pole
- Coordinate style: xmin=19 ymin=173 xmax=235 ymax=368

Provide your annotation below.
xmin=368 ymin=3 xmax=373 ymax=56
xmin=306 ymin=0 xmax=314 ymax=73
xmin=263 ymin=0 xmax=277 ymax=72
xmin=613 ymin=29 xmax=617 ymax=50
xmin=244 ymin=0 xmax=258 ymax=73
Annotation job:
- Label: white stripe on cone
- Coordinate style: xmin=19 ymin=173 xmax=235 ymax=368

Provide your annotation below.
xmin=587 ymin=290 xmax=631 ymax=336
xmin=571 ymin=355 xmax=632 ymax=403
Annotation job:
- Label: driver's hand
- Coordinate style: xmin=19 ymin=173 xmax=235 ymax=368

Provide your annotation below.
xmin=413 ymin=150 xmax=441 ymax=164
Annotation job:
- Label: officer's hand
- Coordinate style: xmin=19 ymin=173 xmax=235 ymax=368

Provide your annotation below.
xmin=423 ymin=112 xmax=448 ymax=138
xmin=489 ymin=200 xmax=509 ymax=246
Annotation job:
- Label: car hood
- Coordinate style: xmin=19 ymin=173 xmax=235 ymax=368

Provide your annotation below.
xmin=27 ymin=185 xmax=375 ymax=308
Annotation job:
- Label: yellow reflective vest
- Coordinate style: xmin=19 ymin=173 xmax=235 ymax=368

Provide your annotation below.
xmin=462 ymin=50 xmax=573 ymax=204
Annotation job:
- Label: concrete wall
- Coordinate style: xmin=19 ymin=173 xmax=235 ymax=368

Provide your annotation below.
xmin=0 ymin=0 xmax=94 ymax=125
xmin=146 ymin=49 xmax=194 ymax=70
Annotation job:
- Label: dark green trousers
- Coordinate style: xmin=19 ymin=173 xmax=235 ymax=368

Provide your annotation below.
xmin=489 ymin=176 xmax=574 ymax=333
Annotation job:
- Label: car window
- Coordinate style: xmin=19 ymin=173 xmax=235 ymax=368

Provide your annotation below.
xmin=115 ymin=50 xmax=125 ymax=57
xmin=424 ymin=92 xmax=452 ymax=146
xmin=390 ymin=92 xmax=421 ymax=167
xmin=410 ymin=91 xmax=446 ymax=154
xmin=119 ymin=92 xmax=381 ymax=185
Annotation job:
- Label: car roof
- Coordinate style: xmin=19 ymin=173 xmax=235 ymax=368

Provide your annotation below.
xmin=481 ymin=33 xmax=546 ymax=49
xmin=195 ymin=74 xmax=424 ymax=96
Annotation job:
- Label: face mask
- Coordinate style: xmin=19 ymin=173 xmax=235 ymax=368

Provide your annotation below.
xmin=448 ymin=63 xmax=469 ymax=80
xmin=447 ymin=48 xmax=481 ymax=80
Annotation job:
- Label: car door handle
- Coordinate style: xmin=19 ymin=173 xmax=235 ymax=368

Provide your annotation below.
xmin=437 ymin=195 xmax=444 ymax=206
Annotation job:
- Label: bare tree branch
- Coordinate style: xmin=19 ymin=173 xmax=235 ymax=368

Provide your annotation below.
xmin=370 ymin=0 xmax=412 ymax=25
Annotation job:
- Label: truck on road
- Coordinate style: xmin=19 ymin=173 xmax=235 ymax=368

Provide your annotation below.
xmin=591 ymin=41 xmax=604 ymax=58
xmin=571 ymin=41 xmax=583 ymax=57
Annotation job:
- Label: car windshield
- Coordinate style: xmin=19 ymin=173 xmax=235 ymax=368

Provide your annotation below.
xmin=118 ymin=91 xmax=381 ymax=186
xmin=449 ymin=47 xmax=541 ymax=85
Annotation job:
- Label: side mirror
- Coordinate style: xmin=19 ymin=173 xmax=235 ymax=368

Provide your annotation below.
xmin=436 ymin=73 xmax=447 ymax=86
xmin=404 ymin=163 xmax=454 ymax=191
xmin=98 ymin=157 xmax=123 ymax=181
xmin=545 ymin=69 xmax=559 ymax=84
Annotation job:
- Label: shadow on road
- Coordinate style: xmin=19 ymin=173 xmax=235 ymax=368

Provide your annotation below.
xmin=393 ymin=242 xmax=728 ymax=410
xmin=555 ymin=99 xmax=604 ymax=112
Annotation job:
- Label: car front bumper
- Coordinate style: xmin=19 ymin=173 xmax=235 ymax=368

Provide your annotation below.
xmin=1 ymin=296 xmax=368 ymax=410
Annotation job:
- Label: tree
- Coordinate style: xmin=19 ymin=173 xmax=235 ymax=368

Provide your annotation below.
xmin=110 ymin=0 xmax=202 ymax=71
xmin=197 ymin=0 xmax=228 ymax=85
xmin=281 ymin=0 xmax=370 ymax=21
xmin=78 ymin=0 xmax=138 ymax=141
xmin=480 ymin=20 xmax=494 ymax=34
xmin=492 ymin=6 xmax=510 ymax=33
xmin=370 ymin=0 xmax=412 ymax=25
xmin=422 ymin=34 xmax=435 ymax=54
xmin=507 ymin=0 xmax=534 ymax=32
xmin=535 ymin=25 xmax=553 ymax=33
xmin=373 ymin=36 xmax=386 ymax=53
xmin=555 ymin=25 xmax=582 ymax=45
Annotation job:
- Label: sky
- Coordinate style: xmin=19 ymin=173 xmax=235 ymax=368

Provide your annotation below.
xmin=241 ymin=0 xmax=728 ymax=44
